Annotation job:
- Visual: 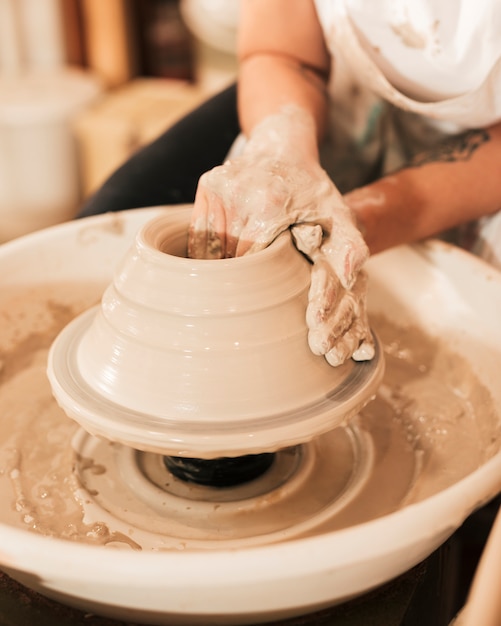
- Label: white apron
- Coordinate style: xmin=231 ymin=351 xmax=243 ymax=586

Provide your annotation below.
xmin=314 ymin=0 xmax=501 ymax=265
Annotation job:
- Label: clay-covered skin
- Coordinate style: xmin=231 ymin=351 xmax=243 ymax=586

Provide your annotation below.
xmin=0 ymin=283 xmax=498 ymax=551
xmin=188 ymin=105 xmax=374 ymax=367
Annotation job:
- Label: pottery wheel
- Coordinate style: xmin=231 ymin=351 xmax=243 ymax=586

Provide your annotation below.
xmin=69 ymin=422 xmax=375 ymax=550
xmin=0 ymin=208 xmax=500 ymax=626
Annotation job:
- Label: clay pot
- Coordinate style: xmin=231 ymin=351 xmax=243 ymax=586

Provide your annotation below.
xmin=0 ymin=207 xmax=500 ymax=624
xmin=48 ymin=206 xmax=383 ymax=457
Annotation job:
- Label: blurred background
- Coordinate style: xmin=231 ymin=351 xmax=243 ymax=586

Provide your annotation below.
xmin=0 ymin=0 xmax=239 ymax=242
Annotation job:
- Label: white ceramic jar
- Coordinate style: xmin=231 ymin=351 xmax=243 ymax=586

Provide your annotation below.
xmin=0 ymin=68 xmax=102 ymax=242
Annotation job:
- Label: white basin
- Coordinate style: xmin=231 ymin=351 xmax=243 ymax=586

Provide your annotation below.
xmin=0 ymin=207 xmax=499 ymax=625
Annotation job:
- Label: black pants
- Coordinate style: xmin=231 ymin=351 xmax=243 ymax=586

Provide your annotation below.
xmin=78 ymin=83 xmax=239 ymax=218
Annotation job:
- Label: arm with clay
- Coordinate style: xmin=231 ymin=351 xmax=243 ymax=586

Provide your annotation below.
xmin=346 ymin=123 xmax=501 ymax=254
xmin=188 ymin=0 xmax=374 ymax=366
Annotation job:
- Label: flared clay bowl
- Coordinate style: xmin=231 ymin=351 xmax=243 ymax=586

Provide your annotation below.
xmin=47 ymin=206 xmax=384 ymax=458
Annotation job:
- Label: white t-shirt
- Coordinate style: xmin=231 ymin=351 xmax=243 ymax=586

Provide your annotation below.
xmin=314 ymin=0 xmax=501 ymax=127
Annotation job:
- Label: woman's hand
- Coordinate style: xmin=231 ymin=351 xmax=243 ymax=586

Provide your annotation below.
xmin=188 ymin=106 xmax=374 ymax=366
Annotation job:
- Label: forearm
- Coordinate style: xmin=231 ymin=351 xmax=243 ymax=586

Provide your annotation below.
xmin=346 ymin=123 xmax=501 ymax=254
xmin=237 ymin=55 xmax=329 ymax=147
xmin=236 ymin=0 xmax=330 ymax=155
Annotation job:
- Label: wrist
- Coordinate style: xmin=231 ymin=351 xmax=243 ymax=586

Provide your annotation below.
xmin=246 ymin=104 xmax=320 ymax=162
xmin=344 ymin=175 xmax=425 ymax=254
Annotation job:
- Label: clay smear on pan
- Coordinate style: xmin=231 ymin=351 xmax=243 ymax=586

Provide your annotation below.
xmin=0 ymin=284 xmax=498 ymax=550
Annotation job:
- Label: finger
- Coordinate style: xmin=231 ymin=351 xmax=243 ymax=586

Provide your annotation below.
xmin=187 ymin=185 xmax=209 ymax=259
xmin=188 ymin=183 xmax=226 ymax=259
xmin=305 ymin=258 xmax=340 ymax=324
xmin=349 ymin=272 xmax=373 ymax=351
xmin=350 ymin=274 xmax=375 ymax=361
xmin=307 ymin=294 xmax=356 ymax=355
xmin=324 ymin=318 xmax=372 ymax=367
xmin=307 ymin=264 xmax=373 ymax=361
xmin=352 ymin=337 xmax=375 ymax=361
xmin=320 ymin=231 xmax=369 ymax=290
xmin=239 ymin=215 xmax=290 ymax=256
xmin=227 ymin=206 xmax=251 ymax=258
xmin=291 ymin=223 xmax=323 ymax=260
xmin=306 ymin=261 xmax=358 ymax=356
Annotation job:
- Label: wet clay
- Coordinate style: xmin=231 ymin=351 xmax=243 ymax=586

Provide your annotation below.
xmin=0 ymin=283 xmax=499 ymax=551
xmin=0 ymin=283 xmax=139 ymax=549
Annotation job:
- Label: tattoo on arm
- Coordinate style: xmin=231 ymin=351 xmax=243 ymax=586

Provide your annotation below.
xmin=240 ymin=50 xmax=330 ymax=96
xmin=410 ymin=128 xmax=490 ymax=167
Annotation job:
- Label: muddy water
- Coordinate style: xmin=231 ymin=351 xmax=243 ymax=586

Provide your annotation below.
xmin=0 ymin=283 xmax=499 ymax=550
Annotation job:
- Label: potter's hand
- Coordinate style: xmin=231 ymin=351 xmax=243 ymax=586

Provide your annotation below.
xmin=188 ymin=105 xmax=374 ymax=366
xmin=291 ymin=223 xmax=374 ymax=366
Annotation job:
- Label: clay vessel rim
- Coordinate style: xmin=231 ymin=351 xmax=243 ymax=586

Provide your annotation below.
xmin=138 ymin=212 xmax=296 ymax=269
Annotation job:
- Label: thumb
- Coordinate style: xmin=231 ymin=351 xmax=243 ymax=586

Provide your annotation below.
xmin=318 ymin=229 xmax=368 ymax=290
xmin=188 ymin=183 xmax=227 ymax=259
xmin=291 ymin=223 xmax=323 ymax=261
